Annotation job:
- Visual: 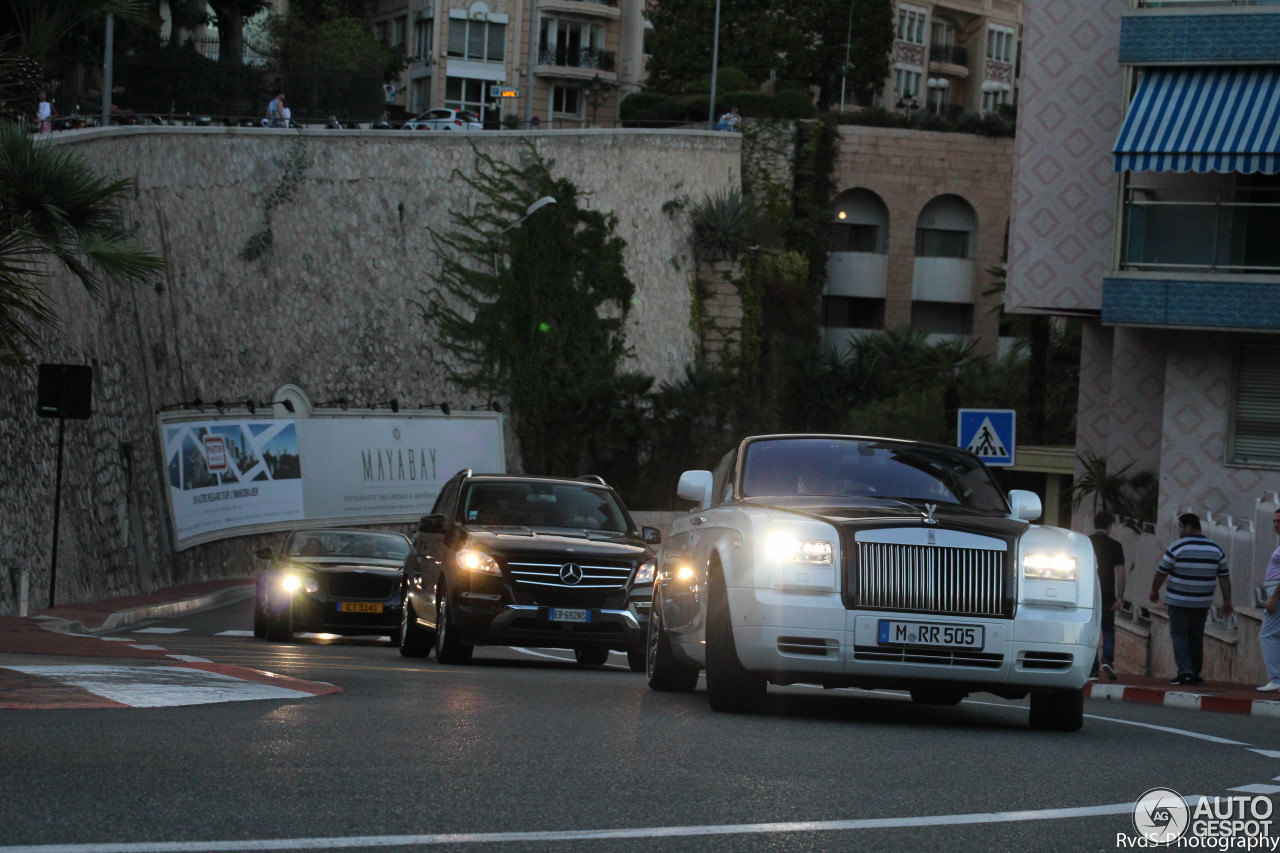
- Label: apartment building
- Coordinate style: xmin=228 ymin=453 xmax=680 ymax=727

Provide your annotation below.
xmin=882 ymin=0 xmax=1022 ymax=116
xmin=1008 ymin=0 xmax=1280 ymax=535
xmin=370 ymin=0 xmax=645 ymax=127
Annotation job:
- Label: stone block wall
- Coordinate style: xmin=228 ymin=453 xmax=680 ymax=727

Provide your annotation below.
xmin=0 ymin=127 xmax=738 ymax=614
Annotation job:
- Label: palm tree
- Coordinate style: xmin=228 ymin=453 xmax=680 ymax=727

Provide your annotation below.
xmin=0 ymin=120 xmax=165 ymax=365
xmin=2 ymin=0 xmax=155 ymax=61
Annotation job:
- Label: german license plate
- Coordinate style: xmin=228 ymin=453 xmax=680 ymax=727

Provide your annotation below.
xmin=549 ymin=608 xmax=590 ymax=623
xmin=877 ymin=620 xmax=982 ymax=649
xmin=338 ymin=601 xmax=383 ymax=614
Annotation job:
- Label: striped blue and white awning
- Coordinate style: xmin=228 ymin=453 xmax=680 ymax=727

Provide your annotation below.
xmin=1113 ymin=67 xmax=1280 ymax=174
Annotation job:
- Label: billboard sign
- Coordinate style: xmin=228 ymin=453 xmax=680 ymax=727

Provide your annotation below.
xmin=160 ymin=412 xmax=504 ymax=549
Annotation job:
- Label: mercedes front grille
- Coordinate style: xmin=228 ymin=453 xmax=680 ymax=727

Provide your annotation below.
xmin=506 ymin=557 xmax=633 ymax=589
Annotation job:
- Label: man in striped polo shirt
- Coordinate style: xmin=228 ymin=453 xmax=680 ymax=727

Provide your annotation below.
xmin=1150 ymin=513 xmax=1235 ymax=685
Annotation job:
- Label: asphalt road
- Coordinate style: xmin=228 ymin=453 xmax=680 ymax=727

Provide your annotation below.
xmin=3 ymin=596 xmax=1279 ymax=852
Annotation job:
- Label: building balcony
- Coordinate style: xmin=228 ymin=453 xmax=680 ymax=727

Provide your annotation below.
xmin=1121 ymin=3 xmax=1280 ymax=65
xmin=538 ymin=0 xmax=621 ymax=19
xmin=912 ymin=256 xmax=975 ymax=304
xmin=535 ymin=46 xmax=617 ymax=79
xmin=928 ymin=43 xmax=970 ymax=75
xmin=826 ymin=251 xmax=888 ymax=299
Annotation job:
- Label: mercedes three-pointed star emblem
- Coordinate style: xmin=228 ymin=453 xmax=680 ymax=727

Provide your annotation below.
xmin=559 ymin=563 xmax=584 ymax=585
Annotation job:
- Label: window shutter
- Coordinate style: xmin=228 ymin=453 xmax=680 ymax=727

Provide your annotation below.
xmin=1233 ymin=346 xmax=1280 ymax=465
xmin=448 ymin=19 xmax=467 ymax=56
xmin=468 ymin=21 xmax=485 ymax=59
xmin=486 ymin=22 xmax=506 ymax=62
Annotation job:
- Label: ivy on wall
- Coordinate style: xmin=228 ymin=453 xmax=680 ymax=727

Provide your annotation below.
xmin=240 ymin=135 xmax=313 ymax=263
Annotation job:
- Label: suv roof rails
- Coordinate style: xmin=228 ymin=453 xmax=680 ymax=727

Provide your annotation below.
xmin=577 ymin=474 xmax=608 ymax=486
xmin=451 ymin=468 xmax=473 ymax=480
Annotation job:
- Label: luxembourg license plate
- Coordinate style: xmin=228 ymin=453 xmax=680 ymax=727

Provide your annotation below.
xmin=549 ymin=608 xmax=591 ymax=623
xmin=877 ymin=620 xmax=983 ymax=649
xmin=338 ymin=601 xmax=383 ymax=614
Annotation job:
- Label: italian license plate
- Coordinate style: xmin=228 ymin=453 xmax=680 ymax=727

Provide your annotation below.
xmin=877 ymin=620 xmax=983 ymax=649
xmin=338 ymin=601 xmax=383 ymax=614
xmin=549 ymin=608 xmax=591 ymax=623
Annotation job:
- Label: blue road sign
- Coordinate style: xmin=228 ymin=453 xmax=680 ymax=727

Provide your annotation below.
xmin=957 ymin=409 xmax=1016 ymax=467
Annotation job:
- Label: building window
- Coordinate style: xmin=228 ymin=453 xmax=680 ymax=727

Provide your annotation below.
xmin=898 ymin=5 xmax=926 ymax=45
xmin=930 ymin=19 xmax=954 ymax=48
xmin=1229 ymin=345 xmax=1280 ymax=467
xmin=415 ymin=19 xmax=433 ymax=60
xmin=375 ymin=20 xmax=390 ymax=45
xmin=823 ymin=296 xmax=885 ymax=330
xmin=987 ymin=25 xmax=1014 ymax=63
xmin=393 ymin=16 xmax=407 ymax=50
xmin=982 ymin=87 xmax=1010 ymax=113
xmin=447 ymin=18 xmax=506 ymax=62
xmin=911 ymin=302 xmax=972 ymax=336
xmin=553 ymin=85 xmax=581 ymax=116
xmin=894 ymin=67 xmax=922 ymax=99
xmin=445 ymin=76 xmax=489 ymax=117
xmin=829 ymin=223 xmax=879 ymax=253
xmin=916 ymin=229 xmax=970 ymax=259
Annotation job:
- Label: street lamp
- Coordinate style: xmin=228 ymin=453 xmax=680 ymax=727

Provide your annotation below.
xmin=839 ymin=0 xmax=854 ymax=113
xmin=492 ymin=195 xmax=557 ymax=275
xmin=586 ymin=74 xmax=610 ymax=126
xmin=927 ymin=77 xmax=950 ymax=115
xmin=708 ymin=0 xmax=721 ymax=130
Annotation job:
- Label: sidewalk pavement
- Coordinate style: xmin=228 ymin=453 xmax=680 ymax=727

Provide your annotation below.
xmin=2 ymin=580 xmax=1278 ymax=716
xmin=0 ymin=578 xmax=341 ymax=709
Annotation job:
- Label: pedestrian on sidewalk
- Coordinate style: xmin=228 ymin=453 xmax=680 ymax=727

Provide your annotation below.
xmin=1090 ymin=510 xmax=1125 ymax=681
xmin=1150 ymin=512 xmax=1234 ymax=686
xmin=1259 ymin=508 xmax=1280 ymax=692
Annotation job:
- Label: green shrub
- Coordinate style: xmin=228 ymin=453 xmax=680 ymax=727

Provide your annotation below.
xmin=768 ymin=89 xmax=818 ymax=119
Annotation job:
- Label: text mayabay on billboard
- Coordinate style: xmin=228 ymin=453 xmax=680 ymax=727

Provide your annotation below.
xmin=161 ymin=413 xmax=504 ymax=549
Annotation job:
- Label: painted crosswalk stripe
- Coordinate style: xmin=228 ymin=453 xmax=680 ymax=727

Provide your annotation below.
xmin=131 ymin=627 xmax=187 ymax=634
xmin=0 ymin=664 xmax=330 ymax=708
xmin=215 ymin=630 xmax=255 ymax=637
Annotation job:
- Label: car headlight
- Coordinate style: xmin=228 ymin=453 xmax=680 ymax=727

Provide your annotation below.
xmin=764 ymin=532 xmax=834 ymax=566
xmin=633 ymin=560 xmax=655 ymax=585
xmin=457 ymin=549 xmax=502 ymax=576
xmin=280 ymin=573 xmax=319 ymax=594
xmin=1022 ymin=554 xmax=1077 ymax=581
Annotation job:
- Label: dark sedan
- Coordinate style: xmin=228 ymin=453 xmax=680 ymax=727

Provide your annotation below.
xmin=254 ymin=528 xmax=412 ymax=642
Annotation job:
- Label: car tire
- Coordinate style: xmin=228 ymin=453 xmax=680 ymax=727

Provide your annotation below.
xmin=265 ymin=600 xmax=292 ymax=642
xmin=646 ymin=597 xmax=699 ymax=692
xmin=574 ymin=646 xmax=609 ymax=667
xmin=626 ymin=647 xmax=646 ymax=673
xmin=399 ymin=597 xmax=433 ymax=658
xmin=252 ymin=601 xmax=265 ymax=638
xmin=434 ymin=581 xmax=473 ymax=664
xmin=704 ymin=567 xmax=766 ymax=713
xmin=1029 ymin=688 xmax=1084 ymax=732
xmin=909 ymin=687 xmax=965 ymax=706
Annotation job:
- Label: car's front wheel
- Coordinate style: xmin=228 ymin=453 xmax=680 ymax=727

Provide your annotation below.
xmin=646 ymin=598 xmax=699 ymax=692
xmin=626 ymin=647 xmax=645 ymax=673
xmin=264 ymin=599 xmax=292 ymax=643
xmin=704 ymin=566 xmax=767 ymax=713
xmin=1029 ymin=688 xmax=1084 ymax=731
xmin=252 ymin=599 xmax=265 ymax=638
xmin=574 ymin=646 xmax=609 ymax=667
xmin=399 ymin=596 xmax=433 ymax=658
xmin=434 ymin=581 xmax=473 ymax=664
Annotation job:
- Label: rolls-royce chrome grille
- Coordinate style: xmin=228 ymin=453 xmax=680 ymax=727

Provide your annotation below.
xmin=854 ymin=543 xmax=1007 ymax=617
xmin=506 ymin=557 xmax=633 ymax=589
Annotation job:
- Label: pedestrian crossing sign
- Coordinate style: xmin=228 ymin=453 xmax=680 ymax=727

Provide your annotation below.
xmin=957 ymin=409 xmax=1016 ymax=467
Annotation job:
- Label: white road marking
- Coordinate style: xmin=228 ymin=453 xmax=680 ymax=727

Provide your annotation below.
xmin=961 ymin=699 xmax=1250 ymax=745
xmin=215 ymin=631 xmax=255 ymax=637
xmin=130 ymin=628 xmax=187 ymax=634
xmin=165 ymin=655 xmax=211 ymax=663
xmin=510 ymin=647 xmax=571 ymax=661
xmin=1 ymin=665 xmax=321 ymax=708
xmin=127 ymin=645 xmax=166 ymax=651
xmin=0 ymin=801 xmax=1144 ymax=852
xmin=1229 ymin=783 xmax=1280 ymax=794
xmin=1251 ymin=750 xmax=1280 ymax=758
xmin=98 ymin=637 xmax=138 ymax=642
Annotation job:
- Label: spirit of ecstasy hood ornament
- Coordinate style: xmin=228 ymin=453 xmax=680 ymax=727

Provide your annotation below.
xmin=923 ymin=503 xmax=938 ymax=525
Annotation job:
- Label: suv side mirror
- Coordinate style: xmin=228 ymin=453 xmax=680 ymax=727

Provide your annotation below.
xmin=421 ymin=514 xmax=447 ymax=533
xmin=255 ymin=547 xmax=273 ymax=560
xmin=642 ymin=526 xmax=663 ymax=545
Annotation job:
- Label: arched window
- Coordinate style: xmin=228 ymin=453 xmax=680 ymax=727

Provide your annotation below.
xmin=830 ymin=188 xmax=889 ymax=254
xmin=915 ymin=194 xmax=976 ymax=259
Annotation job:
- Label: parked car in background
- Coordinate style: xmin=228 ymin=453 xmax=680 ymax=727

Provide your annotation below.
xmin=646 ymin=434 xmax=1099 ymax=731
xmin=399 ymin=470 xmax=659 ymax=670
xmin=401 ymin=108 xmax=483 ymax=131
xmin=254 ymin=529 xmax=412 ymax=642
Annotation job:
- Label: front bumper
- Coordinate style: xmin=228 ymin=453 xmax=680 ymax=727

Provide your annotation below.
xmin=728 ymin=588 xmax=1097 ymax=695
xmin=457 ymin=602 xmax=645 ymax=651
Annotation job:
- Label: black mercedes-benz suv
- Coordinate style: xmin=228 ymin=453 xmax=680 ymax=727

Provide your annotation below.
xmin=397 ymin=470 xmax=660 ymax=670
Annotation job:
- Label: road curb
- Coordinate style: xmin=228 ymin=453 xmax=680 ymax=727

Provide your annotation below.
xmin=1086 ymin=682 xmax=1280 ymax=718
xmin=42 ymin=584 xmax=255 ymax=636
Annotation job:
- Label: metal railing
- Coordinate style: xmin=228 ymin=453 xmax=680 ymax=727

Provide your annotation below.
xmin=1121 ymin=189 xmax=1280 ymax=273
xmin=536 ymin=46 xmax=617 ymax=72
xmin=929 ymin=43 xmax=969 ymax=67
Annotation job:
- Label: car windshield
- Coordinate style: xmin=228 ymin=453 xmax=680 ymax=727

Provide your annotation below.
xmin=285 ymin=531 xmax=411 ymax=560
xmin=461 ymin=482 xmax=630 ymax=532
xmin=739 ymin=437 xmax=1008 ymax=512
